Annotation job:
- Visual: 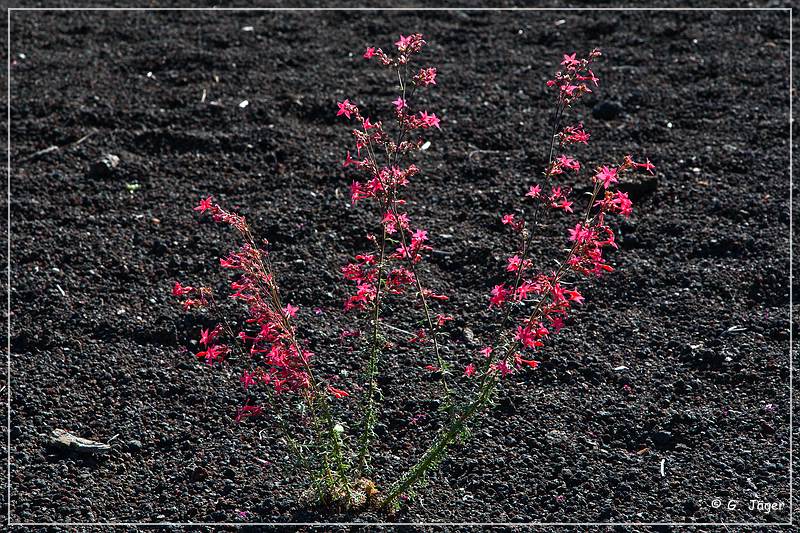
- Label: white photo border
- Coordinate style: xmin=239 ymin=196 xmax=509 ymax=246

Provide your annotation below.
xmin=5 ymin=5 xmax=794 ymax=528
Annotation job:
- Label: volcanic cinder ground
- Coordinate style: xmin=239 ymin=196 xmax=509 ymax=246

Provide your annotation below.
xmin=6 ymin=5 xmax=794 ymax=528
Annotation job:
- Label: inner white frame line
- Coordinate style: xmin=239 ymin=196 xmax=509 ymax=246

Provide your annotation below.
xmin=5 ymin=5 xmax=793 ymax=528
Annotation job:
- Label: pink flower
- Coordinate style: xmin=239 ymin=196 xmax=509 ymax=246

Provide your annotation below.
xmin=612 ymin=190 xmax=633 ymax=217
xmin=283 ymin=303 xmax=299 ymax=318
xmin=194 ymin=195 xmax=215 ymax=213
xmin=556 ymin=155 xmax=580 ymax=172
xmin=199 ymin=326 xmax=219 ymax=346
xmin=636 ymin=158 xmax=656 ymax=174
xmin=506 ymin=255 xmax=526 ymax=272
xmin=409 ymin=329 xmax=428 ymax=344
xmin=436 ymin=314 xmax=453 ymax=327
xmin=489 ymin=284 xmax=510 ymax=307
xmin=515 ymin=326 xmax=533 ymax=348
xmin=480 ymin=346 xmax=493 ymax=358
xmin=387 ymin=268 xmax=415 ymax=292
xmin=515 ymin=281 xmax=538 ymax=300
xmin=393 ymin=33 xmax=426 ymax=55
xmin=382 ymin=211 xmax=410 ymax=234
xmin=419 ymin=111 xmax=440 ymax=129
xmin=363 ymin=46 xmax=375 ymax=59
xmin=551 ymin=283 xmax=567 ymax=303
xmin=339 ymin=329 xmax=361 ymax=342
xmin=570 ymin=130 xmax=590 ymax=144
xmin=392 ymin=97 xmax=407 ymax=111
xmin=327 ymin=385 xmax=349 ymax=398
xmin=565 ymin=289 xmax=584 ymax=305
xmin=172 ymin=281 xmax=193 ymax=296
xmin=395 ymin=34 xmax=412 ymax=49
xmin=555 ymin=199 xmax=573 ymax=213
xmin=495 ymin=360 xmax=514 ymax=377
xmin=515 ymin=325 xmax=542 ymax=349
xmin=343 ymin=150 xmax=357 ymax=167
xmin=181 ymin=299 xmax=203 ymax=311
xmin=464 ymin=363 xmax=476 ymax=377
xmin=424 ymin=290 xmax=449 ymax=301
xmin=234 ymin=405 xmax=263 ymax=423
xmin=515 ymin=354 xmax=540 ymax=369
xmin=561 ymin=123 xmax=590 ymax=145
xmin=196 ymin=344 xmax=229 ymax=365
xmin=568 ymin=223 xmax=592 ymax=244
xmin=561 ymin=52 xmax=578 ymax=67
xmin=349 ymin=181 xmax=364 ymax=203
xmin=594 ymin=165 xmax=618 ymax=189
xmin=561 ymin=84 xmax=579 ymax=97
xmin=501 ymin=214 xmax=516 ymax=225
xmin=336 ymin=99 xmax=354 ymax=119
xmin=241 ymin=371 xmax=257 ymax=390
xmin=415 ymin=67 xmax=437 ymax=86
xmin=412 ymin=228 xmax=428 ymax=242
xmin=578 ymin=69 xmax=600 ymax=86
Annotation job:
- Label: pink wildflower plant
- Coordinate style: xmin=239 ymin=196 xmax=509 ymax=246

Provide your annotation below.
xmin=172 ymin=41 xmax=652 ymax=513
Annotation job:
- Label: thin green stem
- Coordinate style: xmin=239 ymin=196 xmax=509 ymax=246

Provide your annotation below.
xmin=355 ymin=226 xmax=389 ymax=475
xmin=379 ymin=373 xmax=496 ymax=510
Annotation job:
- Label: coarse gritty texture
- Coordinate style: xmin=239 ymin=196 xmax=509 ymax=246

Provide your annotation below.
xmin=7 ymin=6 xmax=792 ymax=527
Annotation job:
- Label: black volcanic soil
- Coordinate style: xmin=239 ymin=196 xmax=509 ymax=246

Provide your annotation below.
xmin=7 ymin=6 xmax=793 ymax=527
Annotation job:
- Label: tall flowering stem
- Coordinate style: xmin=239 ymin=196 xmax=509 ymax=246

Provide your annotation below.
xmin=339 ymin=34 xmax=449 ymax=474
xmin=491 ymin=50 xmax=599 ymax=343
xmin=380 ymin=49 xmax=655 ymax=510
xmin=174 ymin=198 xmax=352 ymax=500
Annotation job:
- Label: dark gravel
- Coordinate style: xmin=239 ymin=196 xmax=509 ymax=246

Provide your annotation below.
xmin=7 ymin=5 xmax=793 ymax=528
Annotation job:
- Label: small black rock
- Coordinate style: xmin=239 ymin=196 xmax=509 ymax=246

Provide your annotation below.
xmin=598 ymin=505 xmax=614 ymax=519
xmin=498 ymin=396 xmax=517 ymax=415
xmin=87 ymin=154 xmax=120 ymax=179
xmin=190 ymin=466 xmax=208 ymax=482
xmin=592 ymin=100 xmax=624 ymax=121
xmin=653 ymin=430 xmax=673 ymax=447
xmin=126 ymin=439 xmax=143 ymax=452
xmin=150 ymin=240 xmax=168 ymax=256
